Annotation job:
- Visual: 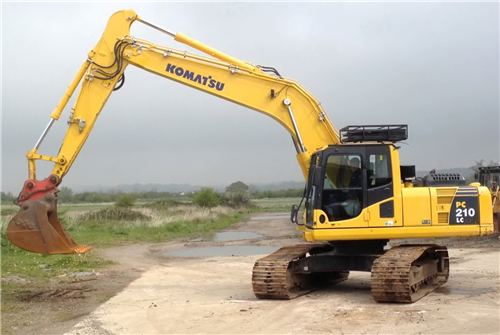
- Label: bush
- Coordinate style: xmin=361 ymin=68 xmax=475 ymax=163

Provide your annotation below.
xmin=221 ymin=192 xmax=253 ymax=208
xmin=142 ymin=199 xmax=181 ymax=210
xmin=78 ymin=207 xmax=150 ymax=221
xmin=225 ymin=181 xmax=249 ymax=193
xmin=115 ymin=194 xmax=136 ymax=208
xmin=73 ymin=192 xmax=112 ymax=203
xmin=58 ymin=186 xmax=74 ymax=203
xmin=1 ymin=191 xmax=15 ymax=203
xmin=193 ymin=188 xmax=221 ymax=208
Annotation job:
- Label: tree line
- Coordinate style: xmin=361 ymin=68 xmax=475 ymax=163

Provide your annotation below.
xmin=0 ymin=188 xmax=183 ymax=204
xmin=4 ymin=161 xmax=499 ymax=205
xmin=1 ymin=183 xmax=304 ymax=205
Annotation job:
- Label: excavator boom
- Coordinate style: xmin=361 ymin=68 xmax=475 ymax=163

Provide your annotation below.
xmin=7 ymin=10 xmax=339 ymax=254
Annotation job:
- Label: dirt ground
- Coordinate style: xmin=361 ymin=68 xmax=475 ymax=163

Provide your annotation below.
xmin=6 ymin=213 xmax=500 ymax=335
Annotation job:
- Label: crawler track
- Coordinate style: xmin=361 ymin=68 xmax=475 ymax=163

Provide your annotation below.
xmin=252 ymin=244 xmax=348 ymax=299
xmin=371 ymin=245 xmax=449 ymax=303
xmin=253 ymin=243 xmax=449 ymax=302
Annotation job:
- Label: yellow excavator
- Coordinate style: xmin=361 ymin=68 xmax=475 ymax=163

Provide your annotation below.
xmin=7 ymin=10 xmax=493 ymax=303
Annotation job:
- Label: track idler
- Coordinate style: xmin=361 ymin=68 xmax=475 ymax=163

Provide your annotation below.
xmin=7 ymin=192 xmax=91 ymax=254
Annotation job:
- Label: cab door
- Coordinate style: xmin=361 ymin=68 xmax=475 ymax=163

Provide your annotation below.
xmin=365 ymin=146 xmax=400 ymax=227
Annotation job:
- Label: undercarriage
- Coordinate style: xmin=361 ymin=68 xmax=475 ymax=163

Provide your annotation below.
xmin=252 ymin=240 xmax=449 ymax=303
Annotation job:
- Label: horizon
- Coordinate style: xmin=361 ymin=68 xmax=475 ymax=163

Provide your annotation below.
xmin=1 ymin=166 xmax=480 ymax=195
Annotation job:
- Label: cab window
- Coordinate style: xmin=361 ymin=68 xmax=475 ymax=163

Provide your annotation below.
xmin=322 ymin=154 xmax=363 ymax=221
xmin=368 ymin=154 xmax=391 ymax=188
xmin=324 ymin=154 xmax=362 ymax=190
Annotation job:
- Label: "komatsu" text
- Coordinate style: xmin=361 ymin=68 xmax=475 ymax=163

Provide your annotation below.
xmin=166 ymin=64 xmax=225 ymax=91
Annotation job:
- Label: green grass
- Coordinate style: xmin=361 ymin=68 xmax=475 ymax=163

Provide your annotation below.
xmin=0 ymin=198 xmax=290 ymax=284
xmin=1 ymin=230 xmax=112 ymax=280
xmin=67 ymin=212 xmax=243 ymax=248
xmin=58 ymin=202 xmax=113 ymax=213
xmin=1 ymin=204 xmax=245 ymax=281
xmin=252 ymin=197 xmax=301 ymax=212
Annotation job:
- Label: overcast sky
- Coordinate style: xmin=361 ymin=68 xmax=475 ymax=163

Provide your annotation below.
xmin=1 ymin=2 xmax=499 ymax=193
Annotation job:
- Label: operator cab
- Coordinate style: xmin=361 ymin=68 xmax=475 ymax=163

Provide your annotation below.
xmin=302 ymin=125 xmax=407 ymax=227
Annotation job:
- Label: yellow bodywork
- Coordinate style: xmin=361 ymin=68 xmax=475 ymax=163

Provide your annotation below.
xmin=302 ymin=146 xmax=494 ymax=241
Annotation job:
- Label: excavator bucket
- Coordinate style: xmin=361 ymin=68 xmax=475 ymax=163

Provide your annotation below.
xmin=7 ymin=193 xmax=91 ymax=254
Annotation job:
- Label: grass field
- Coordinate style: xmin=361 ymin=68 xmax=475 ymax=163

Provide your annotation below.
xmin=253 ymin=197 xmax=301 ymax=212
xmin=1 ymin=197 xmax=297 ymax=281
xmin=1 ymin=203 xmax=244 ymax=276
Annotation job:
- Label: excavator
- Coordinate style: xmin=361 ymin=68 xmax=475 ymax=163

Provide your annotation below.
xmin=7 ymin=9 xmax=494 ymax=303
xmin=477 ymin=166 xmax=500 ymax=233
xmin=477 ymin=166 xmax=500 ymax=187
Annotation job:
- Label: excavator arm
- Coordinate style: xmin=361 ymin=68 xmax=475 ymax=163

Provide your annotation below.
xmin=8 ymin=9 xmax=340 ymax=254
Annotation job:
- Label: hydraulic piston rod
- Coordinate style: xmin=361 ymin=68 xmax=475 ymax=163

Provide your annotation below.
xmin=284 ymin=98 xmax=306 ymax=153
xmin=34 ymin=118 xmax=56 ymax=150
xmin=137 ymin=18 xmax=256 ymax=73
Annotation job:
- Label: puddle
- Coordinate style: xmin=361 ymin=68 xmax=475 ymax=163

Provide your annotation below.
xmin=436 ymin=287 xmax=494 ymax=295
xmin=163 ymin=246 xmax=279 ymax=258
xmin=205 ymin=232 xmax=263 ymax=242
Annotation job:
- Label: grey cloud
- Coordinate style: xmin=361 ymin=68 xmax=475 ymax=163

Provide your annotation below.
xmin=2 ymin=2 xmax=498 ymax=193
